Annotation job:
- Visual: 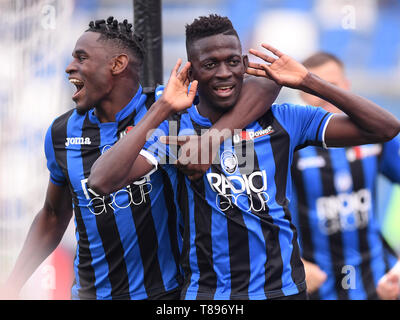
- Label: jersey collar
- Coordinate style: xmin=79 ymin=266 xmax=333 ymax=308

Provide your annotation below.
xmin=187 ymin=104 xmax=212 ymax=127
xmin=88 ymin=85 xmax=144 ymax=124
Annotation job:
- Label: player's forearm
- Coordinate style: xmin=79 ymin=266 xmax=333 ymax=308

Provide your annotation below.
xmin=5 ymin=209 xmax=68 ymax=292
xmin=209 ymin=77 xmax=281 ymax=141
xmin=88 ymin=99 xmax=172 ymax=195
xmin=300 ymin=72 xmax=400 ymax=141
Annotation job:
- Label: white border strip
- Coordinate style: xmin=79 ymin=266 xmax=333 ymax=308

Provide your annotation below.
xmin=139 ymin=149 xmax=159 ymax=169
xmin=322 ymin=114 xmax=334 ymax=149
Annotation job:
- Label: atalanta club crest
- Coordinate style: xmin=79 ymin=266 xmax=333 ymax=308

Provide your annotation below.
xmin=220 ymin=150 xmax=238 ymax=175
xmin=334 ymin=170 xmax=353 ymax=192
xmin=119 ymin=126 xmax=134 ymax=139
xmin=125 ymin=126 xmax=133 ymax=134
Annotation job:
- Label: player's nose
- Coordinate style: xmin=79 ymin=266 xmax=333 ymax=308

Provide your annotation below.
xmin=65 ymin=59 xmax=78 ymax=74
xmin=215 ymin=63 xmax=232 ymax=79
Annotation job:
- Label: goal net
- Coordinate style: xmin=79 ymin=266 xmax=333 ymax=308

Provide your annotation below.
xmin=0 ymin=0 xmax=75 ymax=296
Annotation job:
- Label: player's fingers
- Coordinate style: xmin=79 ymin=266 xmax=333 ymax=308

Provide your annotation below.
xmin=261 ymin=43 xmax=284 ymax=58
xmin=318 ymin=270 xmax=328 ymax=282
xmin=159 ymin=135 xmax=190 ymax=145
xmin=259 ymin=64 xmax=276 ymax=80
xmin=175 ymin=159 xmax=205 ymax=176
xmin=247 ymin=61 xmax=267 ymax=70
xmin=184 ymin=77 xmax=190 ymax=88
xmin=386 ymin=273 xmax=399 ymax=284
xmin=246 ymin=67 xmax=268 ymax=78
xmin=188 ymin=80 xmax=198 ymax=100
xmin=175 ymin=162 xmax=198 ymax=175
xmin=188 ymin=173 xmax=203 ymax=181
xmin=170 ymin=58 xmax=182 ymax=77
xmin=249 ymin=48 xmax=276 ymax=63
xmin=177 ymin=167 xmax=197 ymax=176
xmin=177 ymin=61 xmax=191 ymax=81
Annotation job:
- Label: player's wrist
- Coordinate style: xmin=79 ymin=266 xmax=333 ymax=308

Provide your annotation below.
xmin=298 ymin=71 xmax=318 ymax=92
xmin=151 ymin=98 xmax=175 ymax=119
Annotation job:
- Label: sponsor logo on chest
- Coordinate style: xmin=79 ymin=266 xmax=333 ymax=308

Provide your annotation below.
xmin=297 ymin=156 xmax=326 ymax=170
xmin=233 ymin=125 xmax=274 ymax=144
xmin=346 ymin=144 xmax=382 ymax=162
xmin=206 ymin=150 xmax=270 ymax=212
xmin=65 ymin=137 xmax=92 ymax=147
xmin=316 ymin=188 xmax=371 ymax=235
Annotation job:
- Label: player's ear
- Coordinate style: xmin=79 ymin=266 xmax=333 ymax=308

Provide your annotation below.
xmin=111 ymin=54 xmax=129 ymax=75
xmin=243 ymin=55 xmax=249 ymax=70
xmin=188 ymin=65 xmax=194 ymax=82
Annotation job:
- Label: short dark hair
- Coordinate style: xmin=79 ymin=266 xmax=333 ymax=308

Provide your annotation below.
xmin=86 ymin=16 xmax=145 ymax=64
xmin=302 ymin=52 xmax=344 ymax=70
xmin=185 ymin=14 xmax=239 ymax=57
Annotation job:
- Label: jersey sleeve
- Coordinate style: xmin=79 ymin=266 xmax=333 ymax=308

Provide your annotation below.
xmin=379 ymin=134 xmax=400 ymax=183
xmin=271 ymin=103 xmax=333 ymax=149
xmin=44 ymin=123 xmax=67 ymax=186
xmin=141 ymin=120 xmax=172 ymax=166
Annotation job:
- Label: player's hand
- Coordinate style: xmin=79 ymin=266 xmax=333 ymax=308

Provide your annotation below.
xmin=159 ymin=133 xmax=220 ymax=181
xmin=247 ymin=44 xmax=309 ymax=89
xmin=302 ymin=259 xmax=327 ymax=294
xmin=377 ymin=263 xmax=400 ymax=300
xmin=160 ymin=59 xmax=198 ymax=113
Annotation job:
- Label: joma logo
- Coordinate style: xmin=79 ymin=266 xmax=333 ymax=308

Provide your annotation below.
xmin=65 ymin=137 xmax=92 ymax=147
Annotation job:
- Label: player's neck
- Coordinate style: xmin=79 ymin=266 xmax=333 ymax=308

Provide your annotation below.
xmin=196 ymin=101 xmax=227 ymax=125
xmin=94 ymin=83 xmax=139 ymax=123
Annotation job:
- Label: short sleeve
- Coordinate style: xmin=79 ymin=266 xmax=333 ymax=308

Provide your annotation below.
xmin=44 ymin=124 xmax=67 ymax=186
xmin=142 ymin=120 xmax=172 ymax=165
xmin=271 ymin=103 xmax=333 ymax=149
xmin=379 ymin=135 xmax=400 ymax=183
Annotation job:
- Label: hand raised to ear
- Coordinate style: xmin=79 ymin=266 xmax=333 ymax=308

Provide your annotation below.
xmin=159 ymin=59 xmax=198 ymax=113
xmin=247 ymin=44 xmax=309 ymax=89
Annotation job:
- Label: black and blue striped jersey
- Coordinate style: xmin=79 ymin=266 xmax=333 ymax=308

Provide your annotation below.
xmin=44 ymin=86 xmax=183 ymax=300
xmin=142 ymin=101 xmax=333 ymax=299
xmin=291 ymin=139 xmax=400 ymax=300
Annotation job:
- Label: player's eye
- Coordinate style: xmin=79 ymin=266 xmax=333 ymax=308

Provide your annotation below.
xmin=77 ymin=55 xmax=87 ymax=62
xmin=203 ymin=62 xmax=216 ymax=69
xmin=228 ymin=59 xmax=240 ymax=66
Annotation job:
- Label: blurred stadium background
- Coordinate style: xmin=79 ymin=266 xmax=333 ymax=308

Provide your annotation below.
xmin=0 ymin=0 xmax=399 ymax=299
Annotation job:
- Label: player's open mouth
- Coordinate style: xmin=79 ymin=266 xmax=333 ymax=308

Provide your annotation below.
xmin=213 ymin=85 xmax=234 ymax=98
xmin=69 ymin=78 xmax=85 ymax=99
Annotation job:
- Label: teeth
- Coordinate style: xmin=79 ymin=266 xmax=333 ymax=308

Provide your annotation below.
xmin=217 ymin=86 xmax=232 ymax=90
xmin=69 ymin=79 xmax=84 ymax=85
